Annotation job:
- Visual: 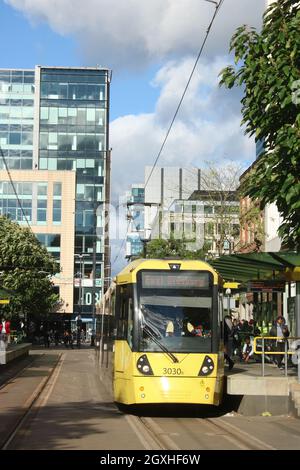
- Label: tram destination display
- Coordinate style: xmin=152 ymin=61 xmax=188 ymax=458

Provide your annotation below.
xmin=141 ymin=271 xmax=210 ymax=289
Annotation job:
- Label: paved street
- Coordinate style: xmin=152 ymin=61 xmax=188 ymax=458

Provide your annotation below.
xmin=1 ymin=348 xmax=300 ymax=450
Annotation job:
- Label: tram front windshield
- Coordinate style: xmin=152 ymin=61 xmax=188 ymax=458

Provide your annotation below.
xmin=138 ymin=270 xmax=213 ymax=353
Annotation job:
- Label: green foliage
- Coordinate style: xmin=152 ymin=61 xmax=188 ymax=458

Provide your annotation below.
xmin=0 ymin=216 xmax=60 ymax=321
xmin=220 ymin=0 xmax=300 ymax=248
xmin=144 ymin=236 xmax=210 ymax=260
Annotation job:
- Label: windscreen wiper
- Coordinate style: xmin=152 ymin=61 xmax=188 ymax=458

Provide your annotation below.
xmin=143 ymin=325 xmax=179 ymax=364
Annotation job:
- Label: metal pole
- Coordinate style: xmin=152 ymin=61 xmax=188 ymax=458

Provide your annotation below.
xmin=99 ymin=295 xmax=105 ymax=366
xmin=81 ymin=257 xmax=85 ymax=309
xmin=296 ymin=281 xmax=300 ymax=383
xmin=78 ymin=257 xmax=82 ymax=316
xmin=284 ymin=339 xmax=288 ymax=377
xmin=92 ymin=237 xmax=97 ymax=343
xmin=262 ymin=337 xmax=265 ymax=377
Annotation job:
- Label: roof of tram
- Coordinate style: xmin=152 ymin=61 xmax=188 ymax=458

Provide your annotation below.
xmin=210 ymin=252 xmax=300 ymax=283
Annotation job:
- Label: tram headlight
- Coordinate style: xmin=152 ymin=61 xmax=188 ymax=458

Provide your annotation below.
xmin=136 ymin=354 xmax=154 ymax=376
xmin=198 ymin=356 xmax=214 ymax=376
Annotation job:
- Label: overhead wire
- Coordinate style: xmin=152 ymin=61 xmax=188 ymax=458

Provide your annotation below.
xmin=111 ymin=219 xmax=132 ymax=268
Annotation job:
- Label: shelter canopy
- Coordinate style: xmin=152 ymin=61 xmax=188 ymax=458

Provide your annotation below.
xmin=210 ymin=252 xmax=300 ymax=283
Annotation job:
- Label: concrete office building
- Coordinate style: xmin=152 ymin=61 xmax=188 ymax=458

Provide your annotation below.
xmin=0 ymin=66 xmax=111 ymax=318
xmin=144 ymin=166 xmax=201 ymax=240
xmin=151 ymin=190 xmax=240 ymax=256
xmin=0 ymin=170 xmax=75 ymax=312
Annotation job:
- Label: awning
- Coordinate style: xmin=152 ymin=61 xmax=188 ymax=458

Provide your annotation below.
xmin=210 ymin=252 xmax=300 ymax=283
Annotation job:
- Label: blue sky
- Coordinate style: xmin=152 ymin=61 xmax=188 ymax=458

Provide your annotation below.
xmin=0 ymin=1 xmax=160 ymax=120
xmin=0 ymin=1 xmax=78 ymax=68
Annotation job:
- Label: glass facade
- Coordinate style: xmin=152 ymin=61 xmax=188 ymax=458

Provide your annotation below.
xmin=127 ymin=186 xmax=144 ymax=257
xmin=36 ymin=233 xmax=61 ymax=261
xmin=0 ymin=181 xmax=32 ymax=222
xmin=0 ymin=69 xmax=35 ymax=170
xmin=38 ymin=68 xmax=109 ymax=313
xmin=0 ymin=67 xmax=110 ymax=314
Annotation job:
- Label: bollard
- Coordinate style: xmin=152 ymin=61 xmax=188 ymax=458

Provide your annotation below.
xmin=284 ymin=340 xmax=288 ymax=377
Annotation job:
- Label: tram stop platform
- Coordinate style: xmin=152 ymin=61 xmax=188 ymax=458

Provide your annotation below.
xmin=0 ymin=343 xmax=31 ymax=365
xmin=225 ymin=362 xmax=300 ymax=417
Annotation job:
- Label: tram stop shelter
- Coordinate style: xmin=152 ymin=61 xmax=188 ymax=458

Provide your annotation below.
xmin=211 ymin=251 xmax=300 ymax=337
xmin=211 ymin=252 xmax=300 ymax=416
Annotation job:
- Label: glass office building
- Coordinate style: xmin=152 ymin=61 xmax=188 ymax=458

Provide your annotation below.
xmin=0 ymin=69 xmax=35 ymax=170
xmin=0 ymin=66 xmax=111 ymax=314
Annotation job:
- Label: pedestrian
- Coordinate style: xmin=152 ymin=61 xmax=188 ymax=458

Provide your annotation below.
xmin=224 ymin=315 xmax=234 ymax=370
xmin=69 ymin=330 xmax=74 ymax=349
xmin=54 ymin=329 xmax=60 ymax=346
xmin=43 ymin=329 xmax=50 ymax=348
xmin=63 ymin=330 xmax=70 ymax=348
xmin=242 ymin=335 xmax=254 ymax=363
xmin=269 ymin=316 xmax=290 ymax=369
xmin=232 ymin=319 xmax=242 ymax=358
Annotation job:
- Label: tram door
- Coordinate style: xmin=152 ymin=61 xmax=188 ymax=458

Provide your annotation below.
xmin=114 ymin=285 xmax=133 ymax=373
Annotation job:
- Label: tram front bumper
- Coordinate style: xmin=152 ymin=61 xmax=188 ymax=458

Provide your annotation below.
xmin=130 ymin=376 xmax=222 ymax=405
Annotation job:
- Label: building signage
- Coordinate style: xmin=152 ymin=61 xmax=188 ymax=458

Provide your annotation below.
xmin=248 ymin=280 xmax=285 ymax=293
xmin=74 ymin=279 xmax=102 ymax=287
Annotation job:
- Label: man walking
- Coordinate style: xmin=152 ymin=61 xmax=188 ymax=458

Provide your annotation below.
xmin=269 ymin=316 xmax=289 ymax=369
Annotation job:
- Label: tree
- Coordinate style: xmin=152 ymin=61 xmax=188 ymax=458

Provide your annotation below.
xmin=144 ymin=236 xmax=210 ymax=260
xmin=0 ymin=216 xmax=60 ymax=325
xmin=200 ymin=163 xmax=242 ymax=256
xmin=220 ymin=0 xmax=300 ymax=248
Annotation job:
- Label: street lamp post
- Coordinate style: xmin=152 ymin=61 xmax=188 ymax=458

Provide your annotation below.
xmin=226 ymin=288 xmax=231 ymax=316
xmin=74 ymin=254 xmax=89 ymax=315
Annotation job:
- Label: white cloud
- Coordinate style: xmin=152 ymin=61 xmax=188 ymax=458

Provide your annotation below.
xmin=6 ymin=0 xmax=265 ymax=69
xmin=111 ymin=56 xmax=254 ymax=201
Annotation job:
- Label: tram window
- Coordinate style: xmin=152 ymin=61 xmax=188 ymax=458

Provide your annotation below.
xmin=116 ymin=285 xmax=133 ymax=344
xmin=127 ymin=298 xmax=133 ymax=348
xmin=139 ymin=295 xmax=212 ymax=352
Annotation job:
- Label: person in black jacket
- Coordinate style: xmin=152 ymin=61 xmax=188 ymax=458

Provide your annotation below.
xmin=269 ymin=316 xmax=289 ymax=369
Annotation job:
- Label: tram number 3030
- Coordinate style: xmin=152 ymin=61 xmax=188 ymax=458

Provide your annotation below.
xmin=163 ymin=367 xmax=183 ymax=375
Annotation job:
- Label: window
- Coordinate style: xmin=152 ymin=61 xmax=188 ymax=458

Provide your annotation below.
xmin=21 ymin=133 xmax=33 ymax=145
xmin=40 ymin=107 xmax=49 ymax=120
xmin=37 ymin=183 xmax=47 ymax=196
xmin=9 ymin=133 xmax=21 ymax=145
xmin=53 ymin=199 xmax=61 ymax=223
xmin=138 ymin=271 xmax=213 ymax=353
xmin=116 ymin=285 xmax=133 ymax=347
xmin=48 ymin=234 xmax=60 ymax=247
xmin=37 ymin=209 xmax=47 ymax=223
xmin=204 ymin=206 xmax=213 ymax=215
xmin=37 ymin=199 xmax=47 ymax=223
xmin=36 ymin=234 xmax=46 ymax=244
xmin=53 ymin=183 xmax=61 ymax=197
xmin=58 ymin=134 xmax=72 ymax=150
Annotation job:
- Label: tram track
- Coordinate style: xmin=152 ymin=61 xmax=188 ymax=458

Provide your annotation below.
xmin=0 ymin=354 xmax=39 ymax=391
xmin=202 ymin=416 xmax=277 ymax=450
xmin=1 ymin=353 xmax=63 ymax=450
xmin=128 ymin=412 xmax=278 ymax=450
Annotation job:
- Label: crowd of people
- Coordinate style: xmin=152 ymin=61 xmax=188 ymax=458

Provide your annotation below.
xmin=224 ymin=314 xmax=290 ymax=371
xmin=40 ymin=316 xmax=95 ymax=349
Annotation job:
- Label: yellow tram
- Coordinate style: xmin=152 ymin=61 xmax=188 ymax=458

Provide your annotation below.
xmin=97 ymin=259 xmax=225 ymax=406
